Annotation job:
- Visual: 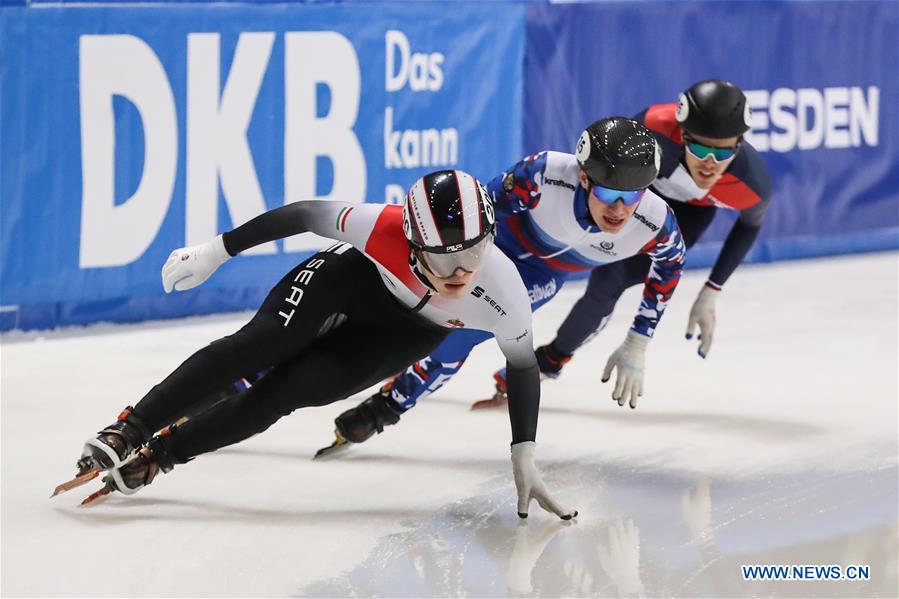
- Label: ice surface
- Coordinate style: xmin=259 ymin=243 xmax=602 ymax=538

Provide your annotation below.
xmin=2 ymin=252 xmax=897 ymax=597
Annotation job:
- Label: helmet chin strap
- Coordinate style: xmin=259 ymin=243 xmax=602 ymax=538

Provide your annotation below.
xmin=409 ymin=249 xmax=438 ymax=290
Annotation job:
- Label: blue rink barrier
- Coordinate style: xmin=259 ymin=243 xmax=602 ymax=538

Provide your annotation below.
xmin=1 ymin=1 xmax=897 ymax=332
xmin=523 ymin=0 xmax=899 ymax=269
xmin=687 ymin=227 xmax=899 ymax=272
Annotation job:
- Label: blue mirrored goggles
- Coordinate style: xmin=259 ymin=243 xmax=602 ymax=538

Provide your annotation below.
xmin=683 ymin=136 xmax=739 ymax=163
xmin=589 ymin=184 xmax=646 ymax=206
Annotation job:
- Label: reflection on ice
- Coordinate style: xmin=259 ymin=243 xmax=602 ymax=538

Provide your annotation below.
xmin=299 ymin=460 xmax=897 ymax=598
xmin=508 ymin=519 xmax=572 ymax=594
xmin=595 ymin=518 xmax=643 ymax=596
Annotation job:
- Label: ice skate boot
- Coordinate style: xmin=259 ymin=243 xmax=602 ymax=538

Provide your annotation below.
xmin=80 ymin=406 xmax=151 ymax=472
xmin=470 ymin=344 xmax=574 ymax=411
xmin=535 ymin=343 xmax=573 ymax=380
xmin=81 ymin=433 xmax=177 ymax=505
xmin=52 ymin=406 xmax=151 ymax=497
xmin=315 ymin=383 xmax=403 ymax=458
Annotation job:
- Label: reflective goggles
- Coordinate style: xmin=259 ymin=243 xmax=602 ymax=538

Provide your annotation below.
xmin=417 ymin=234 xmax=494 ymax=279
xmin=683 ymin=135 xmax=740 ymax=163
xmin=589 ymin=184 xmax=646 ymax=207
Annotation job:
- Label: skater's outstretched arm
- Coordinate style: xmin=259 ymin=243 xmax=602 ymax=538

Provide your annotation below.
xmin=490 ymin=256 xmax=542 ymax=445
xmin=490 ymin=263 xmax=577 ymax=521
xmin=161 ymin=201 xmax=381 ymax=293
xmin=632 ymin=204 xmax=686 ymax=339
xmin=601 ymin=204 xmax=686 ymax=409
xmin=687 ymin=187 xmax=772 ymax=358
xmin=221 ymin=200 xmax=370 ymax=255
xmin=505 ymin=354 xmax=577 ymax=521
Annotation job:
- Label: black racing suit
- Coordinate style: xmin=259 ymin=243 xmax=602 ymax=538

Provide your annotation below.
xmin=132 ymin=246 xmax=448 ymax=462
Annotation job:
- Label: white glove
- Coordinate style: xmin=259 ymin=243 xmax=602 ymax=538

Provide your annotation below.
xmin=602 ymin=330 xmax=649 ymax=409
xmin=511 ymin=442 xmax=577 ymax=520
xmin=686 ymin=284 xmax=720 ymax=358
xmin=161 ymin=235 xmax=230 ymax=293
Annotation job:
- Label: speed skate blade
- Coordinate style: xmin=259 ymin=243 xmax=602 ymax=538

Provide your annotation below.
xmin=470 ymin=395 xmax=508 ymax=411
xmin=51 ymin=468 xmax=100 ymax=498
xmin=80 ymin=485 xmax=113 ymax=506
xmin=313 ymin=435 xmax=351 ymax=460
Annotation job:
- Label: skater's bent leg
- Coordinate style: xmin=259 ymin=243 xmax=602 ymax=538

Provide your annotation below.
xmin=166 ymin=320 xmax=448 ymax=461
xmin=132 ymin=322 xmax=283 ymax=433
xmin=132 ymin=250 xmax=361 ymax=433
xmin=553 ymin=256 xmax=650 ymax=355
xmin=388 ymin=329 xmax=494 ymax=410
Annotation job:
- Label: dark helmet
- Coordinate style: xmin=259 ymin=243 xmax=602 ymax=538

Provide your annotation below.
xmin=403 ymin=170 xmax=496 ymax=277
xmin=676 ymin=79 xmax=751 ymax=138
xmin=575 ymin=117 xmax=661 ymax=191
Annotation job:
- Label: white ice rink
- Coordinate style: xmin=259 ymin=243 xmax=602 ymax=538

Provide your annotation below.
xmin=2 ymin=252 xmax=897 ymax=597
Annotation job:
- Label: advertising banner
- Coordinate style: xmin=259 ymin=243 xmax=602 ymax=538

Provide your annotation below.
xmin=0 ymin=3 xmax=525 ymax=329
xmin=524 ymin=0 xmax=898 ymax=267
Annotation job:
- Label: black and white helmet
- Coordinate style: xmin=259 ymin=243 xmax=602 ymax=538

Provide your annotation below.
xmin=676 ymin=80 xmax=751 ymax=139
xmin=403 ymin=170 xmax=496 ymax=278
xmin=576 ymin=117 xmax=661 ymax=191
